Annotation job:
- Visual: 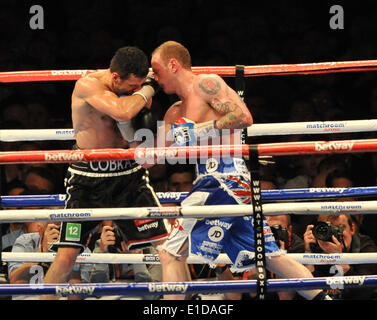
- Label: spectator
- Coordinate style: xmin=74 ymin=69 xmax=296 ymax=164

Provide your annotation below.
xmin=303 ymin=214 xmax=377 ymax=299
xmin=25 ymin=101 xmax=51 ymax=129
xmin=284 ymin=154 xmax=326 ymax=190
xmin=1 ymin=182 xmax=27 ymax=253
xmin=312 ymin=156 xmax=348 ymax=188
xmin=166 ymin=164 xmax=195 ymax=192
xmin=16 ymin=141 xmax=50 ymax=179
xmin=1 ymin=119 xmax=26 ymax=190
xmin=267 ymin=214 xmax=305 ymax=254
xmin=288 ymin=100 xmax=317 ymax=122
xmin=2 ymin=101 xmax=28 ymax=129
xmin=284 ymin=154 xmax=326 ymax=238
xmin=325 ymin=169 xmax=354 ymax=189
xmin=23 ymin=166 xmax=58 ymax=194
xmin=1 ymin=187 xmax=53 ymax=292
xmin=148 ymin=164 xmax=168 ymax=193
xmin=87 ymin=221 xmax=160 ymax=300
xmin=0 ymin=183 xmax=27 ymax=293
xmin=8 ymin=222 xmax=89 ymax=300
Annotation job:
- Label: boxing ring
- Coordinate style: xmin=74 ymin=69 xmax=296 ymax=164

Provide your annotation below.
xmin=1 ymin=60 xmax=377 ymax=299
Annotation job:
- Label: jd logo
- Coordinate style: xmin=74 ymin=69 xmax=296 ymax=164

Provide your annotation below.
xmin=208 ymin=226 xmax=224 ymax=242
xmin=206 ymin=158 xmax=218 ymax=173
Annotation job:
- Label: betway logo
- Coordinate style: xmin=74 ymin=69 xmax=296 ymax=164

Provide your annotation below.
xmin=51 ymin=70 xmax=88 ymax=76
xmin=148 ymin=283 xmax=188 ymax=293
xmin=315 ymin=141 xmax=354 ymax=152
xmin=137 ymin=222 xmax=158 ymax=232
xmin=326 ymin=276 xmax=366 ymax=290
xmin=156 ymin=192 xmax=183 ymax=201
xmin=136 ymin=149 xmax=178 ymax=159
xmin=205 ymin=219 xmax=232 ymax=230
xmin=45 ymin=153 xmax=84 ymax=161
xmin=309 ymin=188 xmax=345 ymax=194
xmin=55 ymin=285 xmax=95 ymax=296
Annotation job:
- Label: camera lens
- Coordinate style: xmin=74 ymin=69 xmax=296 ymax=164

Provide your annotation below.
xmin=270 ymin=224 xmax=289 ymax=246
xmin=312 ymin=222 xmax=332 ymax=241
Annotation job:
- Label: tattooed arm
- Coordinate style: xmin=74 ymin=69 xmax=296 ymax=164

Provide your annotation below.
xmin=195 ymin=74 xmax=253 ymax=130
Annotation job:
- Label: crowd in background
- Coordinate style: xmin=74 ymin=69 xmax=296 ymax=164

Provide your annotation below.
xmin=1 ymin=0 xmax=377 ymax=299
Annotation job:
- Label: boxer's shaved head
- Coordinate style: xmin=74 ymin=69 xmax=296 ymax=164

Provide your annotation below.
xmin=152 ymin=41 xmax=191 ymax=70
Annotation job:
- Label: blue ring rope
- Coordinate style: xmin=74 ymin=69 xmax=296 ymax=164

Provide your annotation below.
xmin=2 ymin=187 xmax=377 ymax=207
xmin=0 ymin=275 xmax=376 ymax=296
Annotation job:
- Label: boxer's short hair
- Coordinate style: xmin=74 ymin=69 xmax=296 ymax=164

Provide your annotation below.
xmin=152 ymin=41 xmax=191 ymax=69
xmin=110 ymin=46 xmax=149 ymax=80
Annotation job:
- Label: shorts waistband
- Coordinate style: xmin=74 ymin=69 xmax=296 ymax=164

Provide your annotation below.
xmin=196 ymin=157 xmax=249 ymax=175
xmin=68 ymin=162 xmax=142 ymax=177
xmin=70 ymin=144 xmax=141 ymax=176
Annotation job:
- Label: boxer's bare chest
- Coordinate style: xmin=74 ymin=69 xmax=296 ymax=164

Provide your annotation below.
xmin=178 ymin=95 xmax=221 ymax=123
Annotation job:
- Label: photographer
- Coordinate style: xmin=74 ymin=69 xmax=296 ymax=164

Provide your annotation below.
xmin=303 ymin=214 xmax=377 ymax=299
xmin=8 ymin=221 xmax=88 ymax=300
xmin=87 ymin=221 xmax=160 ymax=299
xmin=267 ymin=214 xmax=305 ymax=254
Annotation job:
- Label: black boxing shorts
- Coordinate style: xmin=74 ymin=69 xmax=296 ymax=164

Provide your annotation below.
xmin=51 ymin=158 xmax=169 ymax=253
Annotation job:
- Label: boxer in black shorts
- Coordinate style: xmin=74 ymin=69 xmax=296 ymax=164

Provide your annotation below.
xmin=43 ymin=46 xmax=167 ymax=299
xmin=53 ymin=157 xmax=168 ymax=253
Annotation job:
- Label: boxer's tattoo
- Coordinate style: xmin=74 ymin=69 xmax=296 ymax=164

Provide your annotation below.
xmin=216 ymin=104 xmax=248 ymax=129
xmin=199 ymin=78 xmax=221 ymax=95
xmin=228 ymin=113 xmax=237 ymax=120
xmin=211 ymin=98 xmax=232 ymax=113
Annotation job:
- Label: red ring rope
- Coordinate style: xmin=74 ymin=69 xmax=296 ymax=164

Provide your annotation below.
xmin=0 ymin=138 xmax=376 ymax=164
xmin=2 ymin=60 xmax=377 ymax=82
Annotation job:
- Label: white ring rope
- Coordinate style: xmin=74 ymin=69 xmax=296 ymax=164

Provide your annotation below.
xmin=0 ymin=200 xmax=374 ymax=223
xmin=3 ymin=252 xmax=377 ymax=266
xmin=1 ymin=119 xmax=377 ymax=142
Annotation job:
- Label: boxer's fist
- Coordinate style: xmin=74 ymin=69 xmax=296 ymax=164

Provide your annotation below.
xmin=171 ymin=117 xmax=196 ymax=146
xmin=132 ymin=107 xmax=156 ymax=134
xmin=171 ymin=117 xmax=218 ymax=146
xmin=132 ymin=76 xmax=160 ymax=103
xmin=142 ymin=76 xmax=161 ymax=95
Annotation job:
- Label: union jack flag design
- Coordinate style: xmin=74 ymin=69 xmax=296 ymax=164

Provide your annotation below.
xmin=225 ymin=175 xmax=252 ymax=204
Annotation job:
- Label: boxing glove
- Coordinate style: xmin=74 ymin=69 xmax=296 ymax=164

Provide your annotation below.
xmin=132 ymin=107 xmax=156 ymax=134
xmin=132 ymin=76 xmax=161 ymax=102
xmin=171 ymin=117 xmax=218 ymax=146
xmin=143 ymin=76 xmax=161 ymax=94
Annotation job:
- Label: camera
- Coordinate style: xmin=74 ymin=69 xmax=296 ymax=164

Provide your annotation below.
xmin=108 ymin=226 xmax=124 ymax=253
xmin=312 ymin=221 xmax=344 ymax=242
xmin=270 ymin=224 xmax=289 ymax=247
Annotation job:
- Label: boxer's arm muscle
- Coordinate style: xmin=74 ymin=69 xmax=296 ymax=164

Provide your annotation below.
xmin=74 ymin=77 xmax=146 ymax=121
xmin=196 ymin=75 xmax=253 ymax=129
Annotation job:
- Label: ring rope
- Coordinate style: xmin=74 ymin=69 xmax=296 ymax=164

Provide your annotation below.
xmin=0 ymin=200 xmax=373 ymax=223
xmin=3 ymin=186 xmax=377 ymax=207
xmin=2 ymin=61 xmax=377 ymax=298
xmin=3 ymin=252 xmax=377 ymax=266
xmin=1 ymin=138 xmax=377 ymax=165
xmin=1 ymin=119 xmax=377 ymax=142
xmin=2 ymin=59 xmax=377 ymax=83
xmin=0 ymin=275 xmax=376 ymax=296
